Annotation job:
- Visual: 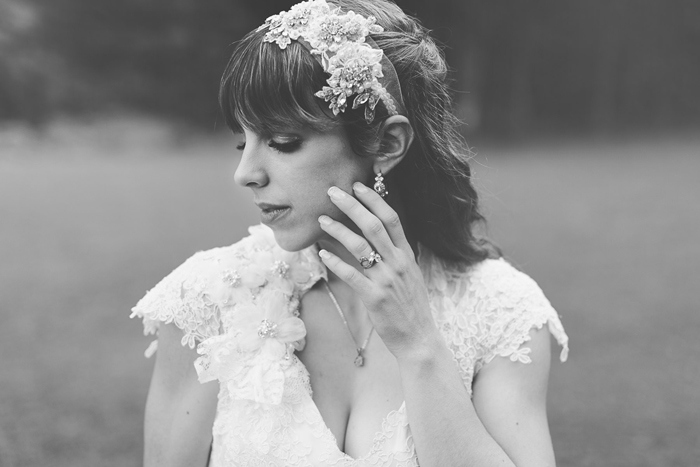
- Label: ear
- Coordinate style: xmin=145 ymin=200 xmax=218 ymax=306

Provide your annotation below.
xmin=373 ymin=115 xmax=414 ymax=175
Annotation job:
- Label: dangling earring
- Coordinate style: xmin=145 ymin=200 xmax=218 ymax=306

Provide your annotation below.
xmin=373 ymin=171 xmax=388 ymax=198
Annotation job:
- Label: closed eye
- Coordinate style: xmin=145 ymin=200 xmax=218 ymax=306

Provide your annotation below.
xmin=235 ymin=138 xmax=301 ymax=153
xmin=268 ymin=140 xmax=302 ymax=153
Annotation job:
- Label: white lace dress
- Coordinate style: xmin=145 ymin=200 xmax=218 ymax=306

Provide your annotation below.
xmin=132 ymin=224 xmax=569 ymax=467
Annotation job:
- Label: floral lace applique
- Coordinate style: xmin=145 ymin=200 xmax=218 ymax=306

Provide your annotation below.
xmin=130 ymin=250 xmax=223 ymax=356
xmin=130 ymin=224 xmax=325 ymax=358
xmin=419 ymin=245 xmax=569 ymax=394
xmin=195 ymin=289 xmax=307 ymax=405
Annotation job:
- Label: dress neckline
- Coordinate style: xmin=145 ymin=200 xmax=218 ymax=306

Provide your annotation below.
xmin=292 ymin=242 xmax=428 ymax=460
xmin=292 ymin=353 xmax=408 ymax=461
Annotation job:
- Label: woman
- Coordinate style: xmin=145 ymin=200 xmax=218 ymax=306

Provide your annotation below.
xmin=131 ymin=1 xmax=569 ymax=466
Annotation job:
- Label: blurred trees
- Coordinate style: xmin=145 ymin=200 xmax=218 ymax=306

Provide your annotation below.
xmin=1 ymin=0 xmax=699 ymax=136
xmin=1 ymin=0 xmax=255 ymax=129
xmin=403 ymin=0 xmax=700 ymax=136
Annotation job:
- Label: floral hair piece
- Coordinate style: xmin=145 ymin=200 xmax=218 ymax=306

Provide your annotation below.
xmin=257 ymin=0 xmax=403 ymax=123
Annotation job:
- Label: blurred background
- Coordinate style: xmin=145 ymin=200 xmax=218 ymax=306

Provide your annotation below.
xmin=1 ymin=1 xmax=699 ymax=466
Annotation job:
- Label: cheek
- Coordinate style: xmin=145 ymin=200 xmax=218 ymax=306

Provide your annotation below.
xmin=285 ymin=133 xmax=371 ymax=218
xmin=299 ymin=156 xmax=362 ymax=199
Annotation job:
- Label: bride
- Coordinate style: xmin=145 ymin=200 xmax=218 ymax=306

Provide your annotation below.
xmin=131 ymin=0 xmax=569 ymax=465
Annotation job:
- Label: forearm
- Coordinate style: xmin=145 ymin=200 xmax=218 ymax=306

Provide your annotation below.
xmin=397 ymin=335 xmax=515 ymax=467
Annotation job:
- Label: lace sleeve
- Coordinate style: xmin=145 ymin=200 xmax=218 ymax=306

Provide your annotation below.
xmin=472 ymin=259 xmax=569 ymax=374
xmin=130 ymin=251 xmax=222 ymax=357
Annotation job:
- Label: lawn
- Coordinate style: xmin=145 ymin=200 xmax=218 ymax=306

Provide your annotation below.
xmin=1 ymin=119 xmax=698 ymax=467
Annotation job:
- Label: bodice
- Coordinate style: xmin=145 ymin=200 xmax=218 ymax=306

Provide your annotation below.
xmin=131 ymin=224 xmax=568 ymax=466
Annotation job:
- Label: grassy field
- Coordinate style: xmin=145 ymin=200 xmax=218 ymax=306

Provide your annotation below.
xmin=1 ymin=119 xmax=698 ymax=467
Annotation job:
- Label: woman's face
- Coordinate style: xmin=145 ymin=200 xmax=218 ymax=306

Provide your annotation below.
xmin=234 ymin=125 xmax=374 ymax=251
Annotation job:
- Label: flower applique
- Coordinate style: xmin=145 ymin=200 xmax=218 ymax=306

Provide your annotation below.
xmin=232 ymin=290 xmax=306 ymax=354
xmin=193 ymin=224 xmax=325 ymax=405
xmin=221 ymin=269 xmax=241 ymax=287
xmin=305 ymin=10 xmax=382 ymax=54
xmin=259 ymin=0 xmax=331 ymax=49
xmin=206 ymin=227 xmax=315 ymax=305
xmin=314 ymin=42 xmax=391 ymax=122
xmin=258 ymin=0 xmax=399 ymax=123
xmin=196 ymin=289 xmax=307 ymax=405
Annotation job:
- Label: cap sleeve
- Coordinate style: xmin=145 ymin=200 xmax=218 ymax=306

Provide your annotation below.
xmin=472 ymin=259 xmax=569 ymax=373
xmin=130 ymin=251 xmax=222 ymax=357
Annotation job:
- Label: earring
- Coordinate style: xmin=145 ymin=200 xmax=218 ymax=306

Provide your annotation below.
xmin=373 ymin=171 xmax=388 ymax=198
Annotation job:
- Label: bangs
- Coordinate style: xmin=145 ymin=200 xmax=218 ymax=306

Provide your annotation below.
xmin=219 ymin=29 xmax=338 ymax=135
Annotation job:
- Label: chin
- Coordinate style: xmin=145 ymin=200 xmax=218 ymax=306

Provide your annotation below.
xmin=268 ymin=222 xmax=321 ymax=253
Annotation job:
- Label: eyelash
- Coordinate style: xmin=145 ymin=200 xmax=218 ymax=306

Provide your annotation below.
xmin=269 ymin=140 xmax=301 ymax=153
xmin=235 ymin=140 xmax=301 ymax=153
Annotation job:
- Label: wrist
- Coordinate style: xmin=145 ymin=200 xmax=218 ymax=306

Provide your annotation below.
xmin=395 ymin=330 xmax=449 ymax=372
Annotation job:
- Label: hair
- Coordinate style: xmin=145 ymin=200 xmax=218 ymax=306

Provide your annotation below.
xmin=219 ymin=0 xmax=500 ymax=267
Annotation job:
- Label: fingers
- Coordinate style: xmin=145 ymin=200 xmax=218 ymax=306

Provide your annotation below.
xmin=327 ymin=186 xmax=396 ymax=254
xmin=318 ymin=214 xmax=376 ymax=263
xmin=318 ymin=248 xmax=372 ymax=291
xmin=350 ymin=182 xmax=411 ymax=252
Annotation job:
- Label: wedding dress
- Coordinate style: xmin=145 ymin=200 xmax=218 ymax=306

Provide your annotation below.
xmin=132 ymin=224 xmax=568 ymax=466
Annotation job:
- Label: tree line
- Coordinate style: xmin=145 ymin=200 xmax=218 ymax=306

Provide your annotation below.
xmin=1 ymin=0 xmax=699 ymax=136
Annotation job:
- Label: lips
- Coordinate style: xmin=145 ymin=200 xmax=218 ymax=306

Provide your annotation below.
xmin=256 ymin=202 xmax=290 ymax=213
xmin=256 ymin=202 xmax=291 ymax=225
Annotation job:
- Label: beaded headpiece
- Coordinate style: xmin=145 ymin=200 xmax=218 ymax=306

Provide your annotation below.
xmin=257 ymin=0 xmax=405 ymax=123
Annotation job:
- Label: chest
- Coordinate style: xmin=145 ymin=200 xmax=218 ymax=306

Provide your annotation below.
xmin=295 ymin=284 xmax=405 ymax=459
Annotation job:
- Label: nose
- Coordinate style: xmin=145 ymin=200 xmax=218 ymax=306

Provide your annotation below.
xmin=233 ymin=143 xmax=269 ymax=188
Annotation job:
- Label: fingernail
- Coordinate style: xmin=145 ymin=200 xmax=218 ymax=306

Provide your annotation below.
xmin=328 ymin=186 xmax=345 ymax=200
xmin=353 ymin=182 xmax=368 ymax=193
xmin=318 ymin=215 xmax=332 ymax=225
xmin=318 ymin=249 xmax=330 ymax=259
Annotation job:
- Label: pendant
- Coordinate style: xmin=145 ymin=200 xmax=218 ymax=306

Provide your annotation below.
xmin=354 ymin=350 xmax=364 ymax=367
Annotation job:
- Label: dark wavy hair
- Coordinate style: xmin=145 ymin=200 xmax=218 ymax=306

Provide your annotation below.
xmin=219 ymin=0 xmax=500 ymax=267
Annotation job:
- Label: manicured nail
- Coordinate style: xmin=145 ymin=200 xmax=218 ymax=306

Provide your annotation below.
xmin=318 ymin=249 xmax=330 ymax=259
xmin=328 ymin=186 xmax=345 ymax=200
xmin=353 ymin=182 xmax=368 ymax=194
xmin=318 ymin=215 xmax=332 ymax=225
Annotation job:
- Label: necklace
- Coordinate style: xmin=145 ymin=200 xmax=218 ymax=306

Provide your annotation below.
xmin=323 ymin=280 xmax=374 ymax=367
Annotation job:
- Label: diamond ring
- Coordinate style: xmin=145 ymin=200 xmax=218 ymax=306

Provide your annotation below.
xmin=359 ymin=250 xmax=382 ymax=269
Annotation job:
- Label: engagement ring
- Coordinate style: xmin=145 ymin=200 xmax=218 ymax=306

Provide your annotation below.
xmin=359 ymin=250 xmax=382 ymax=269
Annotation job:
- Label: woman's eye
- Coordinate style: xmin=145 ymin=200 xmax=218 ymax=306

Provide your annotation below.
xmin=235 ymin=142 xmax=246 ymax=151
xmin=268 ymin=140 xmax=301 ymax=153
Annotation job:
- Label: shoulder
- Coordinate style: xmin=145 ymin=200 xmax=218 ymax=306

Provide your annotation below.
xmin=421 ymin=248 xmax=548 ymax=309
xmin=129 ymin=240 xmax=245 ymax=352
xmin=468 ymin=257 xmax=550 ymax=308
xmin=421 ymin=250 xmax=568 ymax=368
xmin=467 ymin=258 xmax=569 ymax=366
xmin=131 ymin=224 xmax=326 ymax=353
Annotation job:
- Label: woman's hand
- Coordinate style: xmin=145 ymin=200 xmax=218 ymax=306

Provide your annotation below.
xmin=317 ymin=182 xmax=440 ymax=362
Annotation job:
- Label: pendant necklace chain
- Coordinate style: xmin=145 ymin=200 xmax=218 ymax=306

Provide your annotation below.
xmin=323 ymin=279 xmax=374 ymax=367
